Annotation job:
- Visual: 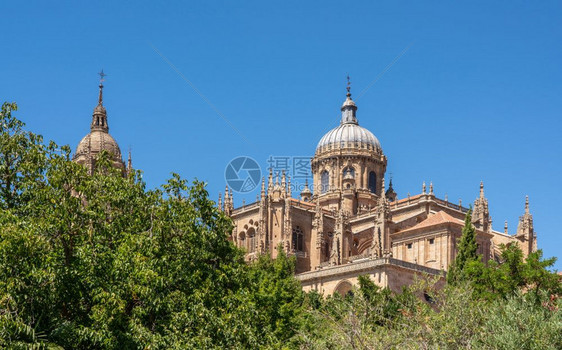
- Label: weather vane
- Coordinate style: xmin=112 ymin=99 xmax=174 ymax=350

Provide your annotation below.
xmin=98 ymin=69 xmax=107 ymax=84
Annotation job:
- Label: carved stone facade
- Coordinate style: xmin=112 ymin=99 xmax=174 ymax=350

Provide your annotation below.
xmin=224 ymin=87 xmax=537 ymax=295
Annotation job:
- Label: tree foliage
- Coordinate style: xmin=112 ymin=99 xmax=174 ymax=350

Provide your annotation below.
xmin=447 ymin=208 xmax=478 ymax=284
xmin=0 ymin=104 xmax=304 ymax=349
xmin=0 ymin=103 xmax=560 ymax=349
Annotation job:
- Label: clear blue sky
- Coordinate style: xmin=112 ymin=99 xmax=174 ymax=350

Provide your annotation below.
xmin=2 ymin=1 xmax=561 ymax=269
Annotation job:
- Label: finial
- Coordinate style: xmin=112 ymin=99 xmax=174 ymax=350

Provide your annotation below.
xmin=98 ymin=69 xmax=107 ymax=105
xmin=459 ymin=198 xmax=462 ymax=207
xmin=429 ymin=182 xmax=434 ymax=194
xmin=422 ymin=181 xmax=426 ymax=194
xmin=127 ymin=147 xmax=132 ymax=172
xmin=504 ymin=220 xmax=508 ymax=234
xmin=480 ymin=181 xmax=484 ymax=198
xmin=346 ymin=74 xmax=351 ymax=97
xmin=525 ymin=195 xmax=529 ymax=214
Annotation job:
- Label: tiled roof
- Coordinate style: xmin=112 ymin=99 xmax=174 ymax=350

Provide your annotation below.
xmin=400 ymin=210 xmax=464 ymax=233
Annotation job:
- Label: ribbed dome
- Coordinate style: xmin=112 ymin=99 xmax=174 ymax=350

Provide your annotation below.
xmin=74 ymin=130 xmax=122 ymax=159
xmin=316 ymin=92 xmax=382 ymax=154
xmin=316 ymin=124 xmax=381 ymax=153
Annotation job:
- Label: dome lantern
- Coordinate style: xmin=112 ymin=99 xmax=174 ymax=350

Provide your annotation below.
xmin=315 ymin=78 xmax=382 ymax=154
xmin=73 ymin=71 xmax=125 ymax=173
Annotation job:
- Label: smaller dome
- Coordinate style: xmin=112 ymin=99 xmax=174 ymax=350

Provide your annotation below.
xmin=74 ymin=130 xmax=122 ymax=159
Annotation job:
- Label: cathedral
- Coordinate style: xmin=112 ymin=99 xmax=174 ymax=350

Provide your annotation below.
xmin=74 ymin=77 xmax=537 ymax=296
xmin=218 ymin=84 xmax=537 ymax=295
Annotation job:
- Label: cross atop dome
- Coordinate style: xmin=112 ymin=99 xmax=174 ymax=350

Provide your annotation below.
xmin=92 ymin=70 xmax=109 ymax=132
xmin=97 ymin=69 xmax=107 ymax=106
xmin=341 ymin=74 xmax=357 ymax=123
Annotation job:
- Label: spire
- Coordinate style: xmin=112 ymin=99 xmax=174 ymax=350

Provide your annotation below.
xmin=381 ymin=177 xmax=386 ymax=200
xmin=516 ymin=195 xmax=534 ymax=255
xmin=385 ymin=175 xmax=397 ymax=202
xmin=287 ymin=175 xmax=292 ymax=198
xmin=218 ymin=192 xmax=223 ymax=211
xmin=98 ymin=69 xmax=106 ymax=105
xmin=300 ymin=178 xmax=312 ymax=202
xmin=281 ymin=170 xmax=287 ymax=197
xmin=473 ymin=181 xmax=491 ymax=232
xmin=267 ymin=168 xmax=273 ymax=194
xmin=261 ymin=177 xmax=266 ymax=199
xmin=223 ymin=186 xmax=232 ymax=215
xmin=340 ymin=75 xmax=358 ymax=125
xmin=127 ymin=148 xmax=132 ymax=173
xmin=91 ymin=70 xmax=109 ymax=133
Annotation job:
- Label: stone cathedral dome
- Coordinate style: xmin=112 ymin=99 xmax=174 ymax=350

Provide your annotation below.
xmin=73 ymin=76 xmax=126 ymax=173
xmin=316 ymin=88 xmax=382 ymax=154
xmin=75 ymin=131 xmax=122 ymax=159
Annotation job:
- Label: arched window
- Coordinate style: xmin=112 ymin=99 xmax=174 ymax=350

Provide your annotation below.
xmin=368 ymin=171 xmax=377 ymax=193
xmin=292 ymin=226 xmax=304 ymax=252
xmin=239 ymin=232 xmax=246 ymax=249
xmin=321 ymin=170 xmax=329 ymax=194
xmin=247 ymin=228 xmax=256 ymax=253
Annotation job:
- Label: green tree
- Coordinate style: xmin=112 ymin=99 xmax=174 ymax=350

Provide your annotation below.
xmin=0 ymin=104 xmax=307 ymax=349
xmin=447 ymin=208 xmax=479 ymax=284
xmin=0 ymin=102 xmax=48 ymax=211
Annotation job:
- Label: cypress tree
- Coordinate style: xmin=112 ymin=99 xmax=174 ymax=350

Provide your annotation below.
xmin=447 ymin=208 xmax=479 ymax=284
